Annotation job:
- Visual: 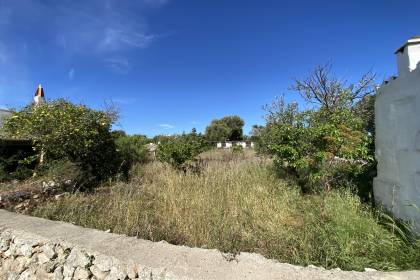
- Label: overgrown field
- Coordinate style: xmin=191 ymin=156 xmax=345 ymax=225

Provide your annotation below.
xmin=33 ymin=150 xmax=420 ymax=271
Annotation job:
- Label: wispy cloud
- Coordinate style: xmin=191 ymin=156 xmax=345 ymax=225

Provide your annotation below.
xmin=98 ymin=28 xmax=156 ymax=53
xmin=159 ymin=124 xmax=175 ymax=129
xmin=50 ymin=1 xmax=164 ymax=56
xmin=0 ymin=0 xmax=170 ymax=75
xmin=68 ymin=68 xmax=75 ymax=80
xmin=104 ymin=57 xmax=130 ymax=74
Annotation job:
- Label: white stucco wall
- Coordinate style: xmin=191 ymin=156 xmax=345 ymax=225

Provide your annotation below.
xmin=397 ymin=44 xmax=420 ymax=77
xmin=374 ymin=63 xmax=420 ymax=234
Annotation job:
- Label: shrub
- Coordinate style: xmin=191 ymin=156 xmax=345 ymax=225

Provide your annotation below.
xmin=258 ymin=95 xmax=374 ymax=198
xmin=114 ymin=134 xmax=150 ymax=179
xmin=256 ymin=63 xmax=377 ymax=197
xmin=156 ymin=133 xmax=209 ymax=169
xmin=2 ymin=99 xmax=119 ymax=187
xmin=231 ymin=144 xmax=244 ymax=154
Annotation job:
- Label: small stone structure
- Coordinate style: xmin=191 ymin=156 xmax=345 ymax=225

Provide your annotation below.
xmin=1 ymin=210 xmax=419 ymax=280
xmin=374 ymin=37 xmax=420 ymax=234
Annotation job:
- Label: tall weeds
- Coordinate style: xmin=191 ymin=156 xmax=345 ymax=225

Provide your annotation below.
xmin=34 ymin=150 xmax=420 ymax=271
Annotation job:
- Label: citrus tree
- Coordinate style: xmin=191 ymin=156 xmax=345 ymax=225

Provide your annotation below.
xmin=2 ymin=99 xmax=119 ymax=184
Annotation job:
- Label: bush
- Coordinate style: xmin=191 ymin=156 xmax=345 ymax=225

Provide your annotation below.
xmin=2 ymin=99 xmax=120 ymax=187
xmin=156 ymin=133 xmax=209 ymax=169
xmin=231 ymin=144 xmax=244 ymax=154
xmin=258 ymin=95 xmax=374 ymax=198
xmin=114 ymin=134 xmax=150 ymax=179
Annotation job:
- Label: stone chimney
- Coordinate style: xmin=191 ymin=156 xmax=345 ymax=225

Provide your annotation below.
xmin=33 ymin=84 xmax=45 ymax=105
xmin=395 ymin=36 xmax=420 ymax=77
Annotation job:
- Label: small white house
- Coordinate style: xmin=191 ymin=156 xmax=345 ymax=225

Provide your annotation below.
xmin=374 ymin=36 xmax=420 ymax=234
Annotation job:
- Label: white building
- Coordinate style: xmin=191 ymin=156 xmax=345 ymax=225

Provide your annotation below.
xmin=216 ymin=141 xmax=254 ymax=149
xmin=374 ymin=36 xmax=420 ymax=234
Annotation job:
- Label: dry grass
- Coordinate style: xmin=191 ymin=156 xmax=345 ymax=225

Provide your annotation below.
xmin=33 ymin=149 xmax=420 ymax=271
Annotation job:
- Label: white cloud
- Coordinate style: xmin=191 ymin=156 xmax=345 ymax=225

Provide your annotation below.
xmin=48 ymin=1 xmax=162 ymax=56
xmin=68 ymin=68 xmax=75 ymax=80
xmin=98 ymin=28 xmax=156 ymax=52
xmin=159 ymin=124 xmax=175 ymax=129
xmin=0 ymin=1 xmax=168 ymax=74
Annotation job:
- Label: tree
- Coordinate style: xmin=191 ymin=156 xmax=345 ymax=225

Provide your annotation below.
xmin=353 ymin=94 xmax=375 ymax=136
xmin=2 ymin=99 xmax=119 ymax=184
xmin=291 ymin=62 xmax=376 ymax=113
xmin=205 ymin=122 xmax=230 ymax=142
xmin=205 ymin=115 xmax=244 ymax=141
xmin=191 ymin=127 xmax=197 ymax=136
xmin=250 ymin=125 xmax=265 ymax=142
xmin=258 ymin=66 xmax=376 ymax=197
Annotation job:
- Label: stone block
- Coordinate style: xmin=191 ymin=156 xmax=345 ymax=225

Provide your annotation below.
xmin=93 ymin=255 xmax=114 ymax=272
xmin=73 ymin=267 xmax=91 ymax=279
xmin=67 ymin=248 xmax=91 ymax=268
xmin=53 ymin=266 xmax=64 ymax=280
xmin=89 ymin=265 xmax=109 ymax=280
xmin=42 ymin=244 xmax=57 ymax=260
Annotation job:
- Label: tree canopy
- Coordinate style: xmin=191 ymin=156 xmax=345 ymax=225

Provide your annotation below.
xmin=2 ymin=99 xmax=119 ymax=182
xmin=205 ymin=115 xmax=244 ymax=142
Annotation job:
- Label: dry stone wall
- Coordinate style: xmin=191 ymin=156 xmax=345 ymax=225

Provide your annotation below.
xmin=1 ymin=210 xmax=420 ymax=280
xmin=0 ymin=231 xmax=155 ymax=280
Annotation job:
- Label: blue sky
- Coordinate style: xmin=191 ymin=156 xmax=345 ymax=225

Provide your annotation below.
xmin=0 ymin=0 xmax=419 ymax=136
